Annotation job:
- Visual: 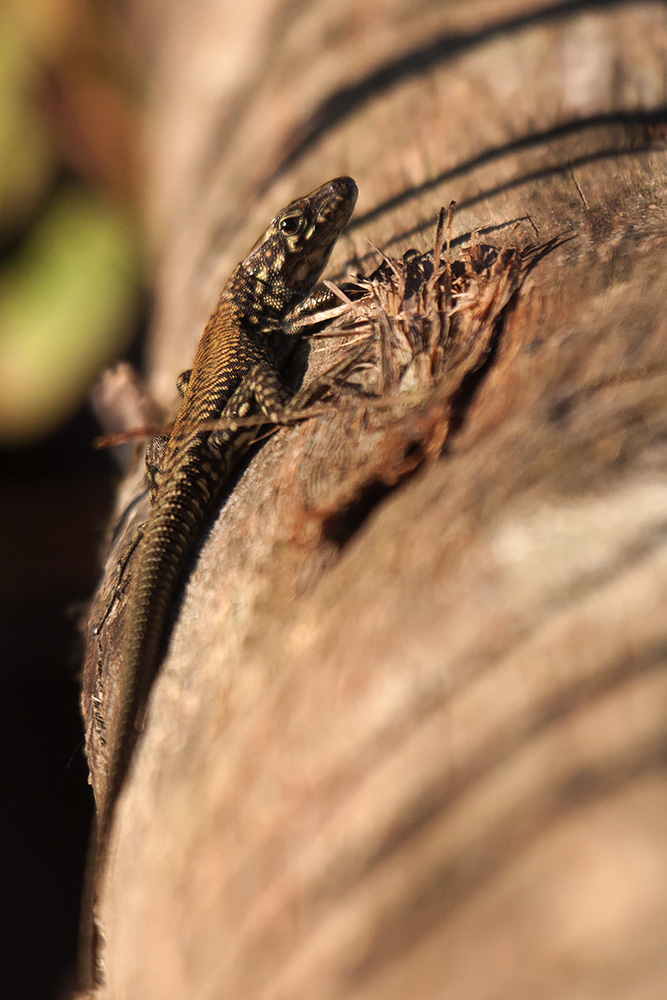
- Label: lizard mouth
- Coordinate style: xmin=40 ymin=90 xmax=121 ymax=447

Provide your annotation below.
xmin=293 ymin=176 xmax=358 ymax=287
xmin=314 ymin=176 xmax=358 ymax=231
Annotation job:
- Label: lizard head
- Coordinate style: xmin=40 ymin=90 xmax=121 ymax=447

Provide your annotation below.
xmin=243 ymin=176 xmax=358 ymax=307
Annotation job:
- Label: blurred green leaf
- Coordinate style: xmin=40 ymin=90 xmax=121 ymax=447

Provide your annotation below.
xmin=0 ymin=186 xmax=141 ymax=444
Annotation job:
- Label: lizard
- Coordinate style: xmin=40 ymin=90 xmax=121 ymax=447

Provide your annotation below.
xmin=83 ymin=175 xmax=358 ymax=986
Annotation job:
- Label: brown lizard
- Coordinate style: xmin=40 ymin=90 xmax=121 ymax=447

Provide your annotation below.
xmin=82 ymin=175 xmax=358 ymax=987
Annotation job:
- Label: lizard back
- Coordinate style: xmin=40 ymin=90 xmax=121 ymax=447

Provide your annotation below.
xmin=86 ymin=176 xmax=357 ymax=985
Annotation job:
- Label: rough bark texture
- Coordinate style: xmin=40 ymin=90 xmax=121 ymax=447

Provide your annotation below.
xmin=82 ymin=1 xmax=667 ymax=997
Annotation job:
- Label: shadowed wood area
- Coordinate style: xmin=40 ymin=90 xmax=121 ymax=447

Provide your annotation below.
xmin=80 ymin=1 xmax=667 ymax=997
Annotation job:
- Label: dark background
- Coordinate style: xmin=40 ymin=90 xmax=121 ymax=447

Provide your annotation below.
xmin=2 ymin=404 xmax=117 ymax=999
xmin=0 ymin=4 xmax=144 ymax=993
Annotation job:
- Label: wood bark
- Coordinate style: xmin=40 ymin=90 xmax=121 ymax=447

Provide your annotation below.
xmin=82 ymin=1 xmax=667 ymax=997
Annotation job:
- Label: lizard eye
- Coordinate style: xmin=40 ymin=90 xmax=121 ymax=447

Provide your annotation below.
xmin=278 ymin=214 xmax=304 ymax=235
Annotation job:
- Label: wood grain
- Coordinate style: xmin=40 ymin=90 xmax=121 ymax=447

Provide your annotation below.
xmin=81 ymin=1 xmax=667 ymax=996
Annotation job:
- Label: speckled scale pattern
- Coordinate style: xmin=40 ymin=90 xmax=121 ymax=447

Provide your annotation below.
xmin=94 ymin=176 xmax=358 ymax=905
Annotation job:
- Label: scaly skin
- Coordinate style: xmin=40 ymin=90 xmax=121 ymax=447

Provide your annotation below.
xmin=87 ymin=176 xmax=357 ymax=986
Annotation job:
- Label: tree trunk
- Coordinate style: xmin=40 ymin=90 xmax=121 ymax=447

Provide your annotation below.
xmin=82 ymin=1 xmax=667 ymax=997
